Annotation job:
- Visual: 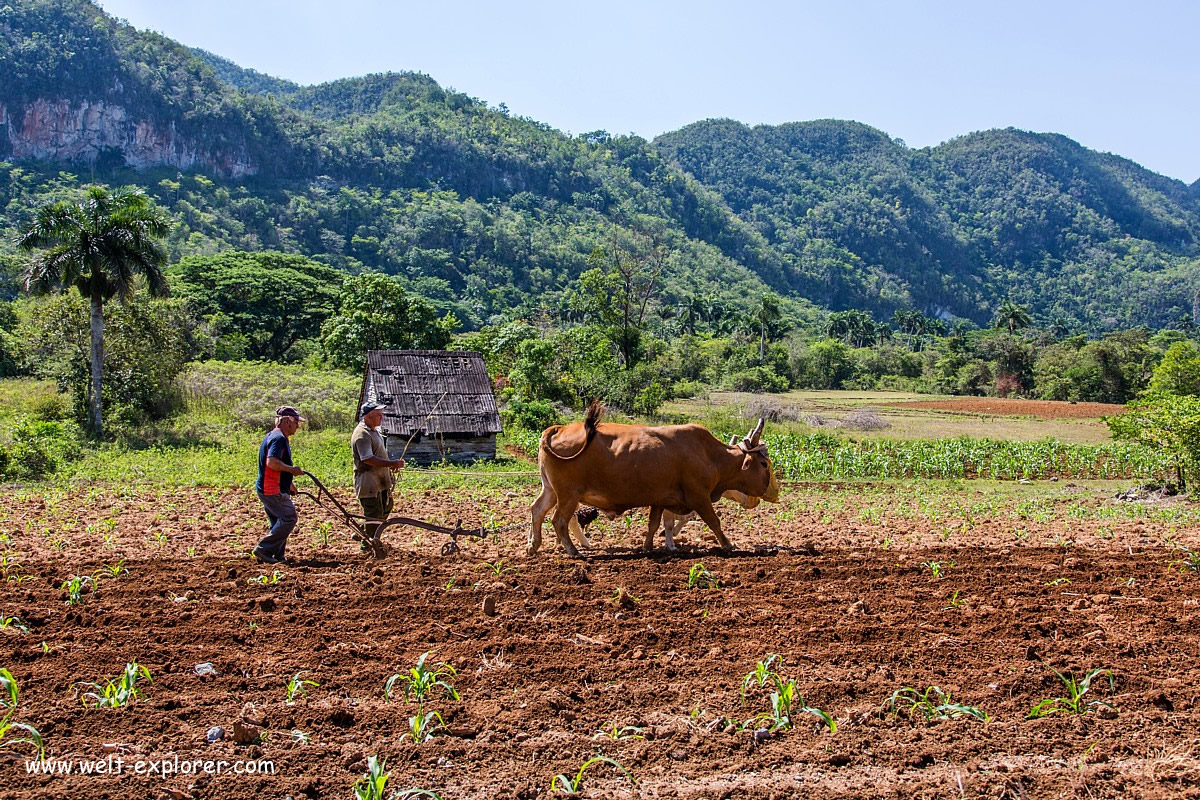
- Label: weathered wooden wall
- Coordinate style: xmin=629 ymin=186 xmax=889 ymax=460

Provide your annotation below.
xmin=385 ymin=435 xmax=497 ymax=465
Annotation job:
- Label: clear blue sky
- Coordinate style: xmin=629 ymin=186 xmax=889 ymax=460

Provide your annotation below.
xmin=97 ymin=0 xmax=1200 ymax=183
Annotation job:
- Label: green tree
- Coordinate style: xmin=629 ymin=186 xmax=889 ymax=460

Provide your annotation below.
xmin=751 ymin=292 xmax=783 ymax=361
xmin=565 ymin=240 xmax=666 ymax=369
xmin=17 ymin=186 xmax=170 ymax=436
xmin=992 ymin=300 xmax=1032 ymax=334
xmin=321 ymin=273 xmax=458 ymax=372
xmin=1107 ymin=394 xmax=1200 ymax=490
xmin=18 ymin=293 xmax=191 ymax=427
xmin=1148 ymin=341 xmax=1200 ymax=397
xmin=170 ymin=251 xmax=343 ymax=361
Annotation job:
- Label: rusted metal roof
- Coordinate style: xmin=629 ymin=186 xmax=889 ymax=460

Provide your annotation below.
xmin=361 ymin=350 xmax=502 ymax=438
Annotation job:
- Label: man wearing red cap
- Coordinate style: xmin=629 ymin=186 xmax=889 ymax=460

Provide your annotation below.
xmin=254 ymin=405 xmax=305 ymax=563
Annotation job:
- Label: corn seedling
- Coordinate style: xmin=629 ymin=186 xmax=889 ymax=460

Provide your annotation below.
xmin=290 ymin=729 xmax=310 ymax=743
xmin=593 ymin=721 xmax=645 ymax=741
xmin=150 ymin=531 xmax=169 ymax=547
xmin=0 ymin=668 xmax=45 ymax=758
xmin=551 ymin=756 xmax=634 ymax=794
xmin=0 ymin=554 xmax=20 ymax=578
xmin=313 ymin=521 xmax=334 ymax=547
xmin=477 ymin=559 xmax=517 ymax=577
xmin=0 ymin=615 xmax=29 ymax=634
xmin=610 ymin=587 xmax=641 ymax=607
xmin=247 ymin=570 xmax=284 ymax=586
xmin=1169 ymin=545 xmax=1200 ymax=574
xmin=400 ymin=709 xmax=445 ymax=743
xmin=921 ymin=560 xmax=953 ymax=579
xmin=61 ymin=574 xmax=95 ymax=605
xmin=385 ymin=652 xmax=459 ymax=704
xmin=686 ymin=562 xmax=719 ymax=590
xmin=760 ymin=678 xmax=836 ymax=732
xmin=943 ymin=590 xmax=964 ymax=611
xmin=352 ymin=756 xmax=390 ymax=800
xmin=285 ymin=672 xmax=318 ymax=705
xmin=1028 ymin=665 xmax=1116 ymax=718
xmin=886 ymin=686 xmax=988 ymax=722
xmin=741 ymin=654 xmax=783 ymax=701
xmin=78 ymin=661 xmax=151 ymax=708
xmin=99 ymin=560 xmax=127 ymax=578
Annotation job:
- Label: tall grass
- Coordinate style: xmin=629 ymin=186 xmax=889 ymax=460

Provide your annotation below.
xmin=178 ymin=361 xmax=360 ymax=431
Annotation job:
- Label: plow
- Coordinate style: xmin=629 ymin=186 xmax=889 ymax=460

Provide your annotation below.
xmin=294 ymin=471 xmax=525 ymax=557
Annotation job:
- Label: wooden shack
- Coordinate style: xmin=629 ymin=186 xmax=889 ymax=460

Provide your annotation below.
xmin=359 ymin=350 xmax=502 ymax=465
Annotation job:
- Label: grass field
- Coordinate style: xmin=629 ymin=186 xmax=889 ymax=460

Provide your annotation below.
xmin=668 ymin=390 xmax=1123 ymax=444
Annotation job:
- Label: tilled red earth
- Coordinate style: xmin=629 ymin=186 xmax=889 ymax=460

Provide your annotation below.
xmin=2 ymin=484 xmax=1200 ymax=799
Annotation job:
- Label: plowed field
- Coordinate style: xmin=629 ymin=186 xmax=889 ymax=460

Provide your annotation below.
xmin=884 ymin=398 xmax=1126 ymax=419
xmin=3 ymin=483 xmax=1199 ymax=799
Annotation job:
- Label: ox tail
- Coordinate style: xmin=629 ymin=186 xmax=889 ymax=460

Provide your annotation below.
xmin=541 ymin=399 xmax=604 ymax=461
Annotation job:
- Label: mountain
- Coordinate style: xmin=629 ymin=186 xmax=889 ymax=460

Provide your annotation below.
xmin=2 ymin=0 xmax=1198 ymax=331
xmin=653 ymin=120 xmax=1200 ymax=327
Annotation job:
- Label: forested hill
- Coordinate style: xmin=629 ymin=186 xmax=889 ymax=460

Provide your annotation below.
xmin=653 ymin=120 xmax=1200 ymax=328
xmin=1 ymin=0 xmax=1198 ymax=331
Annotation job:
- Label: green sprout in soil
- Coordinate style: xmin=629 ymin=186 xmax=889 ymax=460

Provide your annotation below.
xmin=921 ymin=560 xmax=954 ymax=579
xmin=592 ymin=721 xmax=645 ymax=741
xmin=0 ymin=615 xmax=29 ymax=634
xmin=686 ymin=562 xmax=719 ymax=590
xmin=61 ymin=574 xmax=95 ymax=605
xmin=384 ymin=652 xmax=459 ymax=704
xmin=1169 ymin=544 xmax=1200 ymax=574
xmin=551 ymin=756 xmax=635 ymax=794
xmin=477 ymin=559 xmax=517 ymax=577
xmin=0 ymin=667 xmax=46 ymax=758
xmin=78 ymin=661 xmax=151 ymax=708
xmin=284 ymin=672 xmax=318 ymax=705
xmin=740 ymin=655 xmax=835 ymax=733
xmin=99 ymin=559 xmax=127 ymax=578
xmin=353 ymin=756 xmax=390 ymax=800
xmin=247 ymin=570 xmax=283 ymax=586
xmin=885 ymin=686 xmax=988 ymax=722
xmin=400 ymin=709 xmax=445 ymax=743
xmin=1028 ymin=665 xmax=1116 ymax=718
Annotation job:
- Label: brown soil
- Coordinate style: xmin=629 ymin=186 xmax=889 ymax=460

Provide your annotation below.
xmin=2 ymin=485 xmax=1199 ymax=799
xmin=885 ymin=397 xmax=1127 ymax=419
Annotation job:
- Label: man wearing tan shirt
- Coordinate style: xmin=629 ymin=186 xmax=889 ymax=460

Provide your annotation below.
xmin=352 ymin=402 xmax=405 ymax=552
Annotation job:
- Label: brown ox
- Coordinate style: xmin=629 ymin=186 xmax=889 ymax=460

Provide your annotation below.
xmin=528 ymin=403 xmax=779 ymax=557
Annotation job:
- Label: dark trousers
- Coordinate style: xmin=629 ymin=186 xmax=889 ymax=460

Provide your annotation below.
xmin=359 ymin=488 xmax=394 ymax=541
xmin=257 ymin=491 xmax=297 ymax=557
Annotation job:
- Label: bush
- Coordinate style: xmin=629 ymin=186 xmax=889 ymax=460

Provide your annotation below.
xmin=727 ymin=366 xmax=790 ymax=393
xmin=501 ymin=398 xmax=561 ymax=431
xmin=673 ymin=379 xmax=707 ymax=399
xmin=0 ymin=419 xmax=83 ymax=481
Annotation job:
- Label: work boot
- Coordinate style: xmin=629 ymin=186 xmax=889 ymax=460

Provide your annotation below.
xmin=253 ymin=547 xmax=282 ymax=564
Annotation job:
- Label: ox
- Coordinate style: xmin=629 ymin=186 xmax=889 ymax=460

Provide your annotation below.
xmin=528 ymin=402 xmax=779 ymax=557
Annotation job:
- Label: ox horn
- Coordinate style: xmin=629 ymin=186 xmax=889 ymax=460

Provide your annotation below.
xmin=728 ymin=435 xmax=739 ymax=447
xmin=748 ymin=418 xmax=765 ymax=446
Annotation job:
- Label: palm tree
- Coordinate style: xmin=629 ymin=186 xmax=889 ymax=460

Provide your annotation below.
xmin=993 ymin=300 xmax=1032 ymax=334
xmin=676 ymin=293 xmax=708 ymax=336
xmin=751 ymin=293 xmax=783 ymax=362
xmin=18 ymin=186 xmax=170 ymax=436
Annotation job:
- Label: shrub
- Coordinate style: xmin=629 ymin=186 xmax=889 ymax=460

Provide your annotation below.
xmin=177 ymin=361 xmax=360 ymax=431
xmin=501 ymin=398 xmax=561 ymax=431
xmin=727 ymin=366 xmax=790 ymax=393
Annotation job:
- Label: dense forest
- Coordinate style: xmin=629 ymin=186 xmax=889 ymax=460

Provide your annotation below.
xmin=2 ymin=0 xmax=1199 ymax=333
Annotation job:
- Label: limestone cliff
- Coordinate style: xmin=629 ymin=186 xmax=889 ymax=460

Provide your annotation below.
xmin=0 ymin=99 xmax=256 ymax=178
